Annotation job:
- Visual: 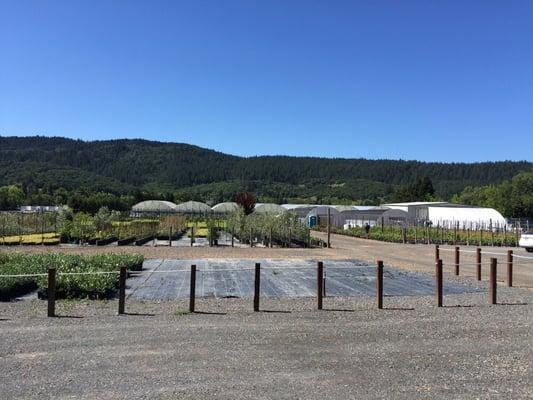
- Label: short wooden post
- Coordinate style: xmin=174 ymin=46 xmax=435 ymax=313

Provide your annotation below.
xmin=189 ymin=264 xmax=196 ymax=312
xmin=47 ymin=267 xmax=56 ymax=317
xmin=490 ymin=258 xmax=497 ymax=304
xmin=435 ymin=259 xmax=443 ymax=307
xmin=254 ymin=263 xmax=260 ymax=312
xmin=454 ymin=246 xmax=460 ymax=275
xmin=507 ymin=250 xmax=513 ymax=287
xmin=317 ymin=261 xmax=323 ymax=310
xmin=118 ymin=266 xmax=126 ymax=315
xmin=376 ymin=260 xmax=383 ymax=309
xmin=476 ymin=247 xmax=481 ymax=281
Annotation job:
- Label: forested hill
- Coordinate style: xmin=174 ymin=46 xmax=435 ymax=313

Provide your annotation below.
xmin=0 ymin=136 xmax=531 ymax=202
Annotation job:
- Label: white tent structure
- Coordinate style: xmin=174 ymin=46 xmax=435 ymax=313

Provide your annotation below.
xmin=383 ymin=202 xmax=507 ymax=229
xmin=254 ymin=203 xmax=287 ymax=215
xmin=174 ymin=201 xmax=212 ymax=214
xmin=212 ymin=202 xmax=239 ymax=214
xmin=427 ymin=206 xmax=507 ymax=229
xmin=131 ymin=200 xmax=178 ymax=215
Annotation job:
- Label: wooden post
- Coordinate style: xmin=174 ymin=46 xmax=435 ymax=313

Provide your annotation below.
xmin=190 ymin=226 xmax=194 ymax=247
xmin=189 ymin=264 xmax=196 ymax=312
xmin=118 ymin=266 xmax=126 ymax=315
xmin=454 ymin=246 xmax=460 ymax=276
xmin=515 ymin=224 xmax=519 ymax=247
xmin=254 ymin=263 xmax=260 ymax=312
xmin=47 ymin=267 xmax=56 ymax=317
xmin=434 ymin=245 xmax=439 ymax=264
xmin=376 ymin=260 xmax=383 ymax=309
xmin=169 ymin=227 xmax=172 ymax=247
xmin=381 ymin=217 xmax=384 ymax=233
xmin=476 ymin=247 xmax=481 ymax=281
xmin=317 ymin=261 xmax=323 ymax=310
xmin=490 ymin=258 xmax=497 ymax=305
xmin=507 ymin=250 xmax=513 ymax=287
xmin=327 ymin=208 xmax=331 ymax=248
xmin=436 ymin=259 xmax=443 ymax=307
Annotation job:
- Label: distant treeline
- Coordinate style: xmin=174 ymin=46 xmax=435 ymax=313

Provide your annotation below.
xmin=0 ymin=136 xmax=532 ymax=217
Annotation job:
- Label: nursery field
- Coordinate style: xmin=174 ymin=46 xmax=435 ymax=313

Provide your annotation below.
xmin=0 ymin=253 xmax=143 ymax=300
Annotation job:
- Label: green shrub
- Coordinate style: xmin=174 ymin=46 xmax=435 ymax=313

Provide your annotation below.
xmin=0 ymin=253 xmax=143 ymax=300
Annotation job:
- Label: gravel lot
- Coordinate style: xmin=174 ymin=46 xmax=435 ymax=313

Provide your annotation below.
xmin=1 ymin=278 xmax=532 ymax=399
xmin=2 ymin=234 xmax=532 ymax=399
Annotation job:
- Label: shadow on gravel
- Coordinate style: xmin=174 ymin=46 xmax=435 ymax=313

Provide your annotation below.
xmin=124 ymin=312 xmax=156 ymax=317
xmin=499 ymin=302 xmax=528 ymax=306
xmin=54 ymin=315 xmax=84 ymax=319
xmin=193 ymin=311 xmax=227 ymax=315
xmin=323 ymin=308 xmax=356 ymax=312
xmin=260 ymin=310 xmax=291 ymax=314
xmin=442 ymin=305 xmax=475 ymax=308
xmin=384 ymin=307 xmax=415 ymax=311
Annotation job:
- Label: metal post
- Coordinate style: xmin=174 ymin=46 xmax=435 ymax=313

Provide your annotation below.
xmin=436 ymin=259 xmax=443 ymax=307
xmin=476 ymin=247 xmax=481 ymax=281
xmin=118 ymin=266 xmax=126 ymax=315
xmin=254 ymin=263 xmax=260 ymax=312
xmin=454 ymin=246 xmax=460 ymax=276
xmin=47 ymin=267 xmax=56 ymax=317
xmin=376 ymin=260 xmax=383 ymax=309
xmin=317 ymin=261 xmax=323 ymax=310
xmin=327 ymin=208 xmax=331 ymax=248
xmin=490 ymin=258 xmax=497 ymax=305
xmin=507 ymin=250 xmax=513 ymax=287
xmin=189 ymin=264 xmax=196 ymax=313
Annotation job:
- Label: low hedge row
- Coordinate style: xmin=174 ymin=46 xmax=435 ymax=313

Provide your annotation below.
xmin=0 ymin=253 xmax=143 ymax=300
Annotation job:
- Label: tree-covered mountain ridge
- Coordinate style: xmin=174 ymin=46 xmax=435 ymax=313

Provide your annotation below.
xmin=0 ymin=136 xmax=531 ymax=201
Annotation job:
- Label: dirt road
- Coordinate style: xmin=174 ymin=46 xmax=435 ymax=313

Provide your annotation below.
xmin=314 ymin=232 xmax=533 ymax=288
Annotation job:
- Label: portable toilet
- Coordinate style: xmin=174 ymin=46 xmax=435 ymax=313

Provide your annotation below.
xmin=308 ymin=215 xmax=317 ymax=228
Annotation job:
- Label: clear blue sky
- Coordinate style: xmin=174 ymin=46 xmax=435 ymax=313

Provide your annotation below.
xmin=1 ymin=1 xmax=532 ymax=162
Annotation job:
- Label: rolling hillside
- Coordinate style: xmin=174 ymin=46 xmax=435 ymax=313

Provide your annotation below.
xmin=0 ymin=136 xmax=531 ymax=203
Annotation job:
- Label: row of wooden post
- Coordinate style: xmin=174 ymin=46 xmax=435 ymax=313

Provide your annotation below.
xmin=46 ymin=248 xmax=511 ymax=317
xmin=435 ymin=245 xmax=514 ymax=287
